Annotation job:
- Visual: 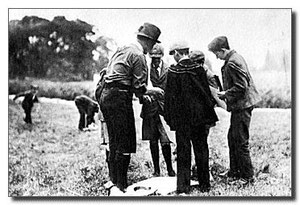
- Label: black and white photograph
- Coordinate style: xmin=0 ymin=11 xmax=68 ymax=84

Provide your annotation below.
xmin=7 ymin=8 xmax=293 ymax=199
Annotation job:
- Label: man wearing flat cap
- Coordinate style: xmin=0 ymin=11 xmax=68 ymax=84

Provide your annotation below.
xmin=99 ymin=22 xmax=163 ymax=194
xmin=140 ymin=44 xmax=175 ymax=177
xmin=164 ymin=42 xmax=218 ymax=193
xmin=208 ymin=36 xmax=261 ymax=185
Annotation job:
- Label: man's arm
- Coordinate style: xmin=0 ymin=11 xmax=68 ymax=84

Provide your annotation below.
xmin=220 ymin=63 xmax=248 ymax=102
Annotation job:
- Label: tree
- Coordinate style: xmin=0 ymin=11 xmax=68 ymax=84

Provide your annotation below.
xmin=9 ymin=15 xmax=110 ymax=81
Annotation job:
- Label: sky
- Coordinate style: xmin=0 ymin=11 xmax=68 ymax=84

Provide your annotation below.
xmin=9 ymin=8 xmax=291 ymax=72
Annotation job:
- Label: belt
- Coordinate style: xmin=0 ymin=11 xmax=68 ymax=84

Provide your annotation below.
xmin=104 ymin=82 xmax=131 ymax=91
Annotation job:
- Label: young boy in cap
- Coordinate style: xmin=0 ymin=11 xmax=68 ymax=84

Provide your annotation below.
xmin=13 ymin=84 xmax=39 ymax=124
xmin=140 ymin=44 xmax=175 ymax=177
xmin=74 ymin=95 xmax=99 ymax=131
xmin=164 ymin=42 xmax=218 ymax=193
xmin=208 ymin=36 xmax=261 ymax=185
xmin=99 ymin=22 xmax=163 ymax=194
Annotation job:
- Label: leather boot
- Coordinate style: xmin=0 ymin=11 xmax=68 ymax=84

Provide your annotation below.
xmin=150 ymin=141 xmax=160 ymax=176
xmin=162 ymin=144 xmax=176 ymax=176
xmin=116 ymin=152 xmax=130 ymax=192
xmin=107 ymin=150 xmax=117 ymax=184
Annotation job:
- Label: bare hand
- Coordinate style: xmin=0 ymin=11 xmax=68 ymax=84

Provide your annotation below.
xmin=146 ymin=87 xmax=164 ymax=96
xmin=217 ymin=91 xmax=226 ymax=100
xmin=143 ymin=95 xmax=152 ymax=104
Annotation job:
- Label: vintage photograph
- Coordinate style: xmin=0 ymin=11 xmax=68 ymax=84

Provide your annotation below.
xmin=8 ymin=9 xmax=292 ymax=197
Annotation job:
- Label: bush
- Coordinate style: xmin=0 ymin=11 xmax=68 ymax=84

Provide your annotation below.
xmin=9 ymin=78 xmax=96 ymax=101
xmin=8 ymin=78 xmax=291 ymax=108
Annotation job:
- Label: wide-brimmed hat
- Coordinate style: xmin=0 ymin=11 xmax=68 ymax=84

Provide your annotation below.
xmin=169 ymin=41 xmax=189 ymax=55
xmin=149 ymin=44 xmax=164 ymax=58
xmin=208 ymin=36 xmax=229 ymax=52
xmin=136 ymin=23 xmax=161 ymax=43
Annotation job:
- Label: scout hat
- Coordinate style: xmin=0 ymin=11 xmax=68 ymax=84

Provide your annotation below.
xmin=169 ymin=41 xmax=189 ymax=55
xmin=137 ymin=23 xmax=161 ymax=43
xmin=208 ymin=36 xmax=230 ymax=52
xmin=149 ymin=44 xmax=164 ymax=58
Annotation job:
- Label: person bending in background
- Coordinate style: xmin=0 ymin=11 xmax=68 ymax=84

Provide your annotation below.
xmin=74 ymin=95 xmax=99 ymax=131
xmin=13 ymin=84 xmax=39 ymax=124
xmin=164 ymin=42 xmax=218 ymax=193
xmin=140 ymin=44 xmax=175 ymax=177
xmin=208 ymin=36 xmax=261 ymax=185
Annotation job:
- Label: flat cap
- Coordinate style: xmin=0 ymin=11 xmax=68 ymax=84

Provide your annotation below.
xmin=169 ymin=41 xmax=189 ymax=55
xmin=208 ymin=36 xmax=229 ymax=52
xmin=149 ymin=44 xmax=164 ymax=58
xmin=189 ymin=50 xmax=205 ymax=62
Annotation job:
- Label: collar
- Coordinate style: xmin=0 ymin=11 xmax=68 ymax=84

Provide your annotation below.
xmin=224 ymin=50 xmax=236 ymax=61
xmin=151 ymin=60 xmax=163 ymax=69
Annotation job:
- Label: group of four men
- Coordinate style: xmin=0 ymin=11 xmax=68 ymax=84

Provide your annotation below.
xmin=95 ymin=22 xmax=261 ymax=195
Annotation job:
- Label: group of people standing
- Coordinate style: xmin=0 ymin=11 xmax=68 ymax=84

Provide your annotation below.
xmin=14 ymin=21 xmax=261 ymax=196
xmin=95 ymin=22 xmax=261 ymax=195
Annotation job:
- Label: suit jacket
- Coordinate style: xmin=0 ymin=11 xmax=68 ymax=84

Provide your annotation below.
xmin=164 ymin=58 xmax=218 ymax=131
xmin=222 ymin=50 xmax=261 ymax=111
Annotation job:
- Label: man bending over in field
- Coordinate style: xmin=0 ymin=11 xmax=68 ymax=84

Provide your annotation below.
xmin=74 ymin=95 xmax=99 ymax=131
xmin=13 ymin=84 xmax=39 ymax=124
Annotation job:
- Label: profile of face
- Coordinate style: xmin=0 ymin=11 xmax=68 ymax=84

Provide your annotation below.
xmin=173 ymin=50 xmax=183 ymax=63
xmin=151 ymin=57 xmax=161 ymax=68
xmin=213 ymin=49 xmax=227 ymax=60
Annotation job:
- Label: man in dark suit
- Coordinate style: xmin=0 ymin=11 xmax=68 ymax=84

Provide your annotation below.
xmin=140 ymin=44 xmax=175 ymax=177
xmin=13 ymin=84 xmax=39 ymax=124
xmin=74 ymin=95 xmax=99 ymax=131
xmin=164 ymin=42 xmax=218 ymax=193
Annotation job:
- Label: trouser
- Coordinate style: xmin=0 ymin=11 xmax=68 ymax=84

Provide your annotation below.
xmin=150 ymin=140 xmax=174 ymax=175
xmin=100 ymin=86 xmax=136 ymax=191
xmin=175 ymin=124 xmax=210 ymax=193
xmin=23 ymin=107 xmax=32 ymax=124
xmin=228 ymin=107 xmax=254 ymax=179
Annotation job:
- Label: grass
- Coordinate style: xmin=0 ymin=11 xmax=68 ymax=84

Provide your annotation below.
xmin=8 ymin=97 xmax=292 ymax=197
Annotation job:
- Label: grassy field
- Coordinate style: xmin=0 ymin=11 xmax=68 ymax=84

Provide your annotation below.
xmin=8 ymin=97 xmax=292 ymax=197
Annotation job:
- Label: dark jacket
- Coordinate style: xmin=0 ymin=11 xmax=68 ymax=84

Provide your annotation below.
xmin=164 ymin=58 xmax=218 ymax=131
xmin=74 ymin=95 xmax=99 ymax=115
xmin=140 ymin=60 xmax=168 ymax=118
xmin=140 ymin=60 xmax=170 ymax=142
xmin=14 ymin=90 xmax=38 ymax=110
xmin=222 ymin=50 xmax=261 ymax=111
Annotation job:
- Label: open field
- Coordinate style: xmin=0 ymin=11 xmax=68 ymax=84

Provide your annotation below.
xmin=8 ymin=97 xmax=292 ymax=197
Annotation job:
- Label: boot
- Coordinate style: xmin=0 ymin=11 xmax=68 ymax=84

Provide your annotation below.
xmin=150 ymin=141 xmax=160 ymax=176
xmin=107 ymin=150 xmax=117 ymax=184
xmin=116 ymin=152 xmax=130 ymax=192
xmin=162 ymin=144 xmax=175 ymax=176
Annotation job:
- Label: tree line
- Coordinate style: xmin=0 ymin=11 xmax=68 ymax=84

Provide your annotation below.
xmin=9 ymin=15 xmax=113 ymax=81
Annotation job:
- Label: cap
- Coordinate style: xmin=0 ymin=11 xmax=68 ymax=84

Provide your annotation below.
xmin=208 ymin=36 xmax=229 ymax=52
xmin=149 ymin=44 xmax=164 ymax=58
xmin=169 ymin=41 xmax=189 ymax=55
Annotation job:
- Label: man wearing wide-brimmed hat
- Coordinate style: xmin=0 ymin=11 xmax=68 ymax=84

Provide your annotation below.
xmin=208 ymin=36 xmax=261 ymax=186
xmin=98 ymin=22 xmax=163 ymax=194
xmin=164 ymin=41 xmax=218 ymax=194
xmin=140 ymin=44 xmax=175 ymax=178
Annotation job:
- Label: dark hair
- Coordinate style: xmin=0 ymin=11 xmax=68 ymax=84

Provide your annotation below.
xmin=208 ymin=36 xmax=230 ymax=52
